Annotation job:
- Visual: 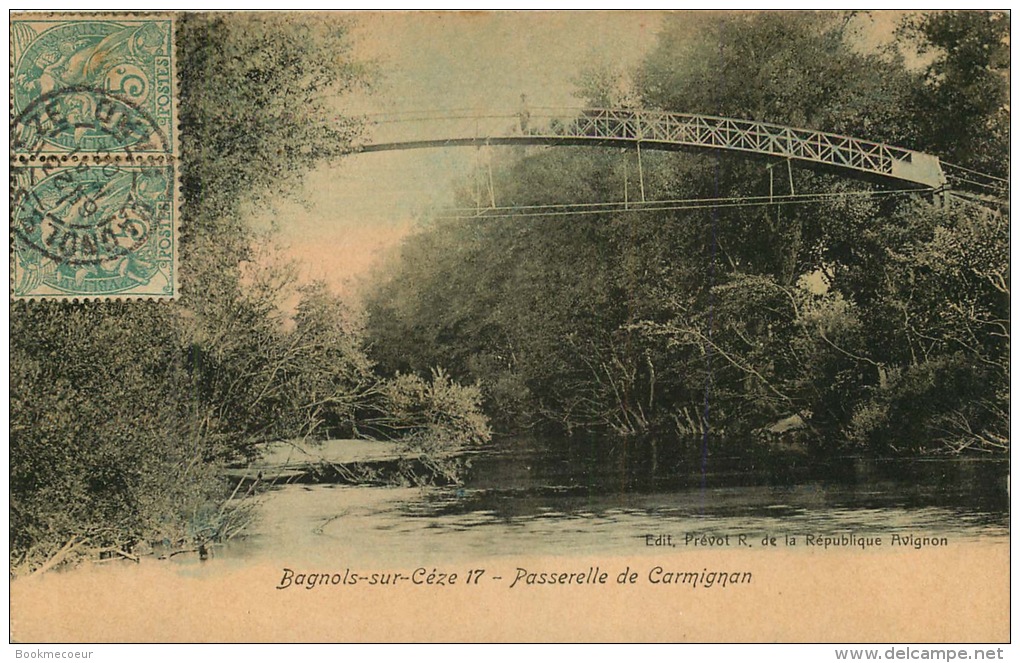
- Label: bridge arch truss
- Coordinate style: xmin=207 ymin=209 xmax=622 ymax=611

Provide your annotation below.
xmin=360 ymin=107 xmax=948 ymax=192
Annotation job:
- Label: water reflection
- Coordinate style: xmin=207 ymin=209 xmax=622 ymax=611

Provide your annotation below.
xmin=227 ymin=436 xmax=1009 ymax=565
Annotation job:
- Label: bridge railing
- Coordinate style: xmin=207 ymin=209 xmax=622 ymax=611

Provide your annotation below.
xmin=362 ymin=106 xmax=948 ymax=190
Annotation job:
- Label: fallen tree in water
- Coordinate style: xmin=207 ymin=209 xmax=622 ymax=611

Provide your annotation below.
xmin=8 ymin=14 xmax=490 ymax=578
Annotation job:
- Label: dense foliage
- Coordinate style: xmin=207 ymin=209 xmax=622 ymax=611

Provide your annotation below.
xmin=9 ymin=9 xmax=1008 ymax=577
xmin=10 ymin=14 xmax=489 ymax=576
xmin=365 ymin=11 xmax=1008 ymax=453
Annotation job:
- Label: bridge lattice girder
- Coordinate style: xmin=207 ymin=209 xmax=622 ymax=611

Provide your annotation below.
xmin=360 ymin=107 xmax=949 ymax=191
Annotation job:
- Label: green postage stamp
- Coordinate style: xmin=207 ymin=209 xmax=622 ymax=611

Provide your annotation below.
xmin=10 ymin=15 xmax=178 ymax=299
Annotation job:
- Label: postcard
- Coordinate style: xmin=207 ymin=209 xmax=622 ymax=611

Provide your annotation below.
xmin=9 ymin=10 xmax=1010 ymax=644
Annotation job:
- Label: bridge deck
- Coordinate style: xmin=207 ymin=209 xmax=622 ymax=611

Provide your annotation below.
xmin=358 ymin=108 xmax=949 ymax=191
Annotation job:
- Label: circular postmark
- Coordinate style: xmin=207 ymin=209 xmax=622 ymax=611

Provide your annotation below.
xmin=12 ymin=162 xmax=174 ymax=296
xmin=12 ymin=19 xmax=170 ymax=152
xmin=12 ymin=85 xmax=170 ymax=155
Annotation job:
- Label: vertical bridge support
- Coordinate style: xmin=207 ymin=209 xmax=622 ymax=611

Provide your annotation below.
xmin=361 ymin=107 xmax=952 ymax=194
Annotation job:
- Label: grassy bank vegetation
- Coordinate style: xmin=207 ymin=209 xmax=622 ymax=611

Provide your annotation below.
xmin=10 ymin=11 xmax=1008 ymax=577
xmin=365 ymin=11 xmax=1008 ymax=453
xmin=10 ymin=14 xmax=489 ymax=577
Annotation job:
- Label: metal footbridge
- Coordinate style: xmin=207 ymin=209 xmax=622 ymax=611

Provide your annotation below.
xmin=357 ymin=107 xmax=1006 ymax=204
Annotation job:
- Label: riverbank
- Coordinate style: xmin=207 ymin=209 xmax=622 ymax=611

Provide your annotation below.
xmin=12 ymin=437 xmax=1009 ymax=642
xmin=224 ymin=439 xmax=408 ymax=485
xmin=224 ymin=437 xmax=484 ymax=486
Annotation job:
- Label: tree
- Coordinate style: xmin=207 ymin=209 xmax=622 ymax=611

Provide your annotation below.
xmin=178 ymin=13 xmax=369 ymax=266
xmin=364 ymin=10 xmax=1008 ymax=458
xmin=897 ymin=11 xmax=1009 ymax=177
xmin=840 ymin=201 xmax=1009 ymax=452
xmin=636 ymin=11 xmax=921 ymax=143
xmin=10 ymin=13 xmax=377 ymax=574
xmin=9 ymin=302 xmax=219 ymax=572
xmin=171 ymin=13 xmax=376 ymax=449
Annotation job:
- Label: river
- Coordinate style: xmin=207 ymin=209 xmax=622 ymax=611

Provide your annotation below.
xmin=222 ymin=436 xmax=1009 ymax=566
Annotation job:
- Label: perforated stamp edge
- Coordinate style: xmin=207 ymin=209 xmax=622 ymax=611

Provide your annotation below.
xmin=10 ymin=12 xmax=180 ymax=302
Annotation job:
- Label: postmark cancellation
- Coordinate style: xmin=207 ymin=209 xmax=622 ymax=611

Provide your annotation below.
xmin=10 ymin=14 xmax=178 ymax=299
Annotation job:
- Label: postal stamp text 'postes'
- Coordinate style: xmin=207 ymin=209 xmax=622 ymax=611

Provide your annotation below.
xmin=11 ymin=15 xmax=178 ymax=300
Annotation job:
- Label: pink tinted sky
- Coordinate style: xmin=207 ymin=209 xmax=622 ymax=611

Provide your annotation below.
xmin=253 ymin=11 xmax=911 ymax=297
xmin=253 ymin=11 xmax=663 ymax=295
